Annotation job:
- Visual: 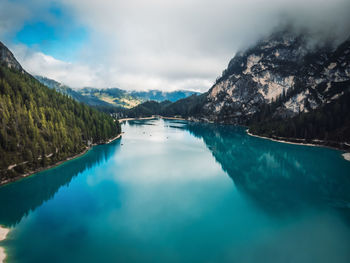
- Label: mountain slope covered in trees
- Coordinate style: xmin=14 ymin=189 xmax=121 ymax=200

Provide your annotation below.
xmin=98 ymin=94 xmax=207 ymax=119
xmin=0 ymin=42 xmax=120 ymax=183
xmin=249 ymin=88 xmax=350 ymax=149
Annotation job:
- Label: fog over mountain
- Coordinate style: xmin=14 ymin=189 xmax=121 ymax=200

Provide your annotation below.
xmin=0 ymin=0 xmax=349 ymax=91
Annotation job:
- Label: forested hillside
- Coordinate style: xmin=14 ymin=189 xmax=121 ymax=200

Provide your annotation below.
xmin=0 ymin=65 xmax=120 ymax=182
xmin=124 ymin=100 xmax=172 ymax=118
xmin=249 ymin=88 xmax=350 ymax=149
xmin=99 ymin=94 xmax=206 ymax=119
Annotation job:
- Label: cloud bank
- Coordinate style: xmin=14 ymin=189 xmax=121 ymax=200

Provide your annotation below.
xmin=1 ymin=0 xmax=350 ymax=91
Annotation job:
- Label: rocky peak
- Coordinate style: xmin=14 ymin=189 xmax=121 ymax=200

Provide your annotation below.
xmin=0 ymin=41 xmax=23 ymax=72
xmin=202 ymin=30 xmax=350 ymax=124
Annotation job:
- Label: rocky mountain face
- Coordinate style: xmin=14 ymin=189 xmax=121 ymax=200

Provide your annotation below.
xmin=0 ymin=41 xmax=24 ymax=72
xmin=201 ymin=30 xmax=350 ymax=124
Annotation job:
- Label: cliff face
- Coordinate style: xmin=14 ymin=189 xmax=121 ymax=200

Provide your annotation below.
xmin=201 ymin=31 xmax=350 ymax=124
xmin=0 ymin=41 xmax=24 ymax=72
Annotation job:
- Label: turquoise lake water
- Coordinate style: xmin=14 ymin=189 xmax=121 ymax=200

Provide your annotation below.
xmin=1 ymin=119 xmax=350 ymax=263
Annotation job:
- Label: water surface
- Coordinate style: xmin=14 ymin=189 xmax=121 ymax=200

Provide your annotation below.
xmin=1 ymin=119 xmax=350 ymax=263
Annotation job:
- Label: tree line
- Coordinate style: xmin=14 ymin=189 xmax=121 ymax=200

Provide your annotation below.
xmin=0 ymin=66 xmax=120 ymax=179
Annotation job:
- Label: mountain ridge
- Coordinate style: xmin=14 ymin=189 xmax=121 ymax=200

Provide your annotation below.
xmin=35 ymin=75 xmax=200 ymax=108
xmin=0 ymin=41 xmax=24 ymax=72
xmin=201 ymin=31 xmax=350 ymax=124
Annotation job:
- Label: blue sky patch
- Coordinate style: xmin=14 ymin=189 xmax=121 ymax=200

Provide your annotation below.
xmin=13 ymin=2 xmax=89 ymax=61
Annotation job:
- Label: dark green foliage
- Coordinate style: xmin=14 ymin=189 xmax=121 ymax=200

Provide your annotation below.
xmin=161 ymin=93 xmax=208 ymax=117
xmin=0 ymin=66 xmax=120 ymax=179
xmin=250 ymin=91 xmax=350 ymax=148
xmin=107 ymin=93 xmax=208 ymax=119
xmin=126 ymin=100 xmax=171 ymax=117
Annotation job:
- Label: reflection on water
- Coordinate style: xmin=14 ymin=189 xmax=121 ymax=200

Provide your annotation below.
xmin=184 ymin=122 xmax=350 ymax=217
xmin=0 ymin=139 xmax=120 ymax=227
xmin=1 ymin=119 xmax=350 ymax=263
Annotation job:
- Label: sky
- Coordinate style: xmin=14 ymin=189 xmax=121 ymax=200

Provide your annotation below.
xmin=1 ymin=0 xmax=350 ymax=91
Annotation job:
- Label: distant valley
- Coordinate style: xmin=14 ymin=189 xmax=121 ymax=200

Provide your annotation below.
xmin=35 ymin=75 xmax=200 ymax=109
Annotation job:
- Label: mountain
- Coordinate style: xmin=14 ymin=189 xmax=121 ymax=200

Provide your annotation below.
xmin=118 ymin=29 xmax=350 ymax=147
xmin=102 ymin=93 xmax=206 ymax=119
xmin=208 ymin=30 xmax=349 ymax=148
xmin=124 ymin=100 xmax=172 ymax=118
xmin=161 ymin=93 xmax=208 ymax=118
xmin=76 ymin=88 xmax=200 ymax=108
xmin=0 ymin=42 xmax=120 ymax=184
xmin=249 ymin=90 xmax=350 ymax=148
xmin=77 ymin=87 xmax=143 ymax=108
xmin=0 ymin=42 xmax=23 ymax=72
xmin=200 ymin=30 xmax=349 ymax=124
xmin=130 ymin=90 xmax=200 ymax=102
xmin=161 ymin=30 xmax=349 ymax=122
xmin=34 ymin=76 xmax=112 ymax=107
xmin=35 ymin=76 xmax=200 ymax=109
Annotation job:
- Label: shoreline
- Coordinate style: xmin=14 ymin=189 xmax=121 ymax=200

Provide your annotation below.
xmin=101 ymin=133 xmax=122 ymax=144
xmin=118 ymin=116 xmax=187 ymax=122
xmin=0 ymin=133 xmax=122 ymax=187
xmin=160 ymin=116 xmax=187 ymax=121
xmin=0 ymin=147 xmax=90 ymax=187
xmin=246 ymin=129 xmax=350 ymax=161
xmin=0 ymin=226 xmax=10 ymax=263
xmin=118 ymin=116 xmax=188 ymax=122
xmin=120 ymin=116 xmax=350 ymax=162
xmin=118 ymin=116 xmax=157 ymax=122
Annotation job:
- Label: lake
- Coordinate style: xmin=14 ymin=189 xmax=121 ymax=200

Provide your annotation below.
xmin=1 ymin=119 xmax=350 ymax=263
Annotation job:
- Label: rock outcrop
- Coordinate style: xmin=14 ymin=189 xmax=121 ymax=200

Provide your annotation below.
xmin=0 ymin=41 xmax=24 ymax=72
xmin=201 ymin=30 xmax=350 ymax=124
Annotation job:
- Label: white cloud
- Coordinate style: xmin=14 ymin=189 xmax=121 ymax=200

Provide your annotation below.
xmin=3 ymin=0 xmax=350 ymax=91
xmin=11 ymin=44 xmax=99 ymax=88
xmin=0 ymin=0 xmax=30 ymax=37
xmin=11 ymin=44 xmax=211 ymax=91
